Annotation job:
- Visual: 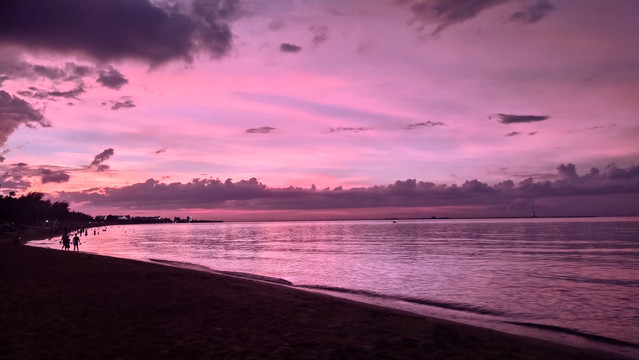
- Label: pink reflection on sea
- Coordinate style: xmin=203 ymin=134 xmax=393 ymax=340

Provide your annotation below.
xmin=29 ymin=217 xmax=639 ymax=358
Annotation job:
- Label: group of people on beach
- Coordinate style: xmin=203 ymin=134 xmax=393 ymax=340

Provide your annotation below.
xmin=60 ymin=229 xmax=86 ymax=251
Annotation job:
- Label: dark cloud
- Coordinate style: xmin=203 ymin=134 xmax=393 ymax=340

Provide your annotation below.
xmin=0 ymin=163 xmax=31 ymax=192
xmin=310 ymin=25 xmax=329 ymax=46
xmin=0 ymin=58 xmax=90 ymax=83
xmin=47 ymin=85 xmax=85 ymax=99
xmin=505 ymin=131 xmax=520 ymax=137
xmin=155 ymin=148 xmax=167 ymax=154
xmin=33 ymin=65 xmax=66 ymax=80
xmin=0 ymin=0 xmax=240 ymax=65
xmin=0 ymin=149 xmax=8 ymax=163
xmin=528 ymin=131 xmax=538 ymax=136
xmin=557 ymin=163 xmax=577 ymax=180
xmin=0 ymin=163 xmax=72 ymax=193
xmin=110 ymin=99 xmax=135 ymax=110
xmin=280 ymin=43 xmax=302 ymax=53
xmin=16 ymin=85 xmax=85 ymax=100
xmin=495 ymin=113 xmax=549 ymax=124
xmin=0 ymin=90 xmax=49 ymax=147
xmin=398 ymin=0 xmax=509 ymax=36
xmin=328 ymin=127 xmax=371 ymax=133
xmin=90 ymin=148 xmax=114 ymax=172
xmin=40 ymin=168 xmax=70 ymax=184
xmin=509 ymin=0 xmax=555 ymax=24
xmin=57 ymin=163 xmax=639 ymax=217
xmin=246 ymin=127 xmax=276 ymax=134
xmin=406 ymin=121 xmax=445 ymax=129
xmin=96 ymin=67 xmax=129 ymax=90
xmin=0 ymin=58 xmax=131 ymax=103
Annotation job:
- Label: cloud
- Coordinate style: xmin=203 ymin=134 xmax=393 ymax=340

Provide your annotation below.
xmin=310 ymin=25 xmax=329 ymax=46
xmin=237 ymin=92 xmax=408 ymax=126
xmin=505 ymin=131 xmax=520 ymax=137
xmin=246 ymin=126 xmax=276 ymax=134
xmin=90 ymin=148 xmax=114 ymax=172
xmin=328 ymin=127 xmax=372 ymax=133
xmin=155 ymin=148 xmax=167 ymax=154
xmin=509 ymin=0 xmax=555 ymax=24
xmin=569 ymin=124 xmax=617 ymax=133
xmin=495 ymin=113 xmax=549 ymax=124
xmin=280 ymin=43 xmax=302 ymax=53
xmin=406 ymin=121 xmax=445 ymax=129
xmin=32 ymin=64 xmax=66 ymax=80
xmin=557 ymin=163 xmax=577 ymax=180
xmin=0 ymin=0 xmax=240 ymax=65
xmin=0 ymin=58 xmax=133 ymax=104
xmin=40 ymin=168 xmax=70 ymax=184
xmin=110 ymin=99 xmax=135 ymax=110
xmin=0 ymin=163 xmax=71 ymax=192
xmin=0 ymin=90 xmax=49 ymax=147
xmin=0 ymin=163 xmax=31 ymax=192
xmin=398 ymin=0 xmax=509 ymax=36
xmin=16 ymin=85 xmax=85 ymax=100
xmin=0 ymin=149 xmax=8 ymax=163
xmin=96 ymin=67 xmax=129 ymax=90
xmin=57 ymin=163 xmax=639 ymax=217
xmin=47 ymin=85 xmax=85 ymax=99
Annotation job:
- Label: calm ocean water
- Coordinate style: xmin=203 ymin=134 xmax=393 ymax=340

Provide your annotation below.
xmin=30 ymin=217 xmax=639 ymax=357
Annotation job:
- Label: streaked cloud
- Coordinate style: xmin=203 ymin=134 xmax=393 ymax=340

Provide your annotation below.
xmin=495 ymin=114 xmax=550 ymax=124
xmin=246 ymin=127 xmax=277 ymax=134
xmin=280 ymin=43 xmax=302 ymax=53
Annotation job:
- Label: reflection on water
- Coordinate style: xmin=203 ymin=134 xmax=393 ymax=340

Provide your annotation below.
xmin=31 ymin=217 xmax=639 ymax=354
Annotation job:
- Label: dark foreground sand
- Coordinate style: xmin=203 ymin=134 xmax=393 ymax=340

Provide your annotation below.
xmin=0 ymin=244 xmax=627 ymax=360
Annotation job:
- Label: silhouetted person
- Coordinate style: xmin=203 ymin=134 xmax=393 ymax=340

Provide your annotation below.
xmin=60 ymin=233 xmax=70 ymax=251
xmin=72 ymin=234 xmax=81 ymax=251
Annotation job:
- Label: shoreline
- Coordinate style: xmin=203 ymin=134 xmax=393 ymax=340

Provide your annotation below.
xmin=148 ymin=255 xmax=639 ymax=358
xmin=1 ymin=243 xmax=631 ymax=359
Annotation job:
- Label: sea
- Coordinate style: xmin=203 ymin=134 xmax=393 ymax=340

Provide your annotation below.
xmin=29 ymin=217 xmax=639 ymax=358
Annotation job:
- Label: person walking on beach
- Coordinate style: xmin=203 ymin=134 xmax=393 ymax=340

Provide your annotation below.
xmin=60 ymin=232 xmax=70 ymax=251
xmin=72 ymin=233 xmax=81 ymax=251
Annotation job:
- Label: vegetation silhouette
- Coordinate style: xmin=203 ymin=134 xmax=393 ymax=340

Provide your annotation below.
xmin=0 ymin=192 xmax=92 ymax=225
xmin=0 ymin=192 xmax=92 ymax=243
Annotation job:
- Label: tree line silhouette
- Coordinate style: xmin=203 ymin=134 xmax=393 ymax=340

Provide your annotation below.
xmin=0 ymin=192 xmax=92 ymax=226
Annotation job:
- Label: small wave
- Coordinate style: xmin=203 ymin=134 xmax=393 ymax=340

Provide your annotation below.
xmin=505 ymin=321 xmax=639 ymax=348
xmin=149 ymin=258 xmax=215 ymax=273
xmin=219 ymin=271 xmax=293 ymax=286
xmin=296 ymin=285 xmax=504 ymax=316
xmin=535 ymin=274 xmax=639 ymax=287
xmin=148 ymin=258 xmax=293 ymax=286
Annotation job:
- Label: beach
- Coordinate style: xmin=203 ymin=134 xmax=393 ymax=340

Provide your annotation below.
xmin=0 ymin=243 xmax=628 ymax=360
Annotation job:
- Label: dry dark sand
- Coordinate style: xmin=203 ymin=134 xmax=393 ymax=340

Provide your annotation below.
xmin=0 ymin=243 xmax=628 ymax=359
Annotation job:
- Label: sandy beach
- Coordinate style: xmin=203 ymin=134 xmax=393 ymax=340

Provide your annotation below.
xmin=0 ymin=243 xmax=628 ymax=360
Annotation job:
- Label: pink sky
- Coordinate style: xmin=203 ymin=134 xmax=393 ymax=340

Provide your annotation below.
xmin=1 ymin=0 xmax=638 ymax=220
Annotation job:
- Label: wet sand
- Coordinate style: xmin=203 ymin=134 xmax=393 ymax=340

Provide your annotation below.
xmin=0 ymin=243 xmax=628 ymax=359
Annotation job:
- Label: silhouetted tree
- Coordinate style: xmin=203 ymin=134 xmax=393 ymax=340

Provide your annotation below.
xmin=0 ymin=192 xmax=92 ymax=225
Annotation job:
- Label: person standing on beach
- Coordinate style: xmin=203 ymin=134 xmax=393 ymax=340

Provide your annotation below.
xmin=60 ymin=233 xmax=70 ymax=251
xmin=72 ymin=234 xmax=81 ymax=252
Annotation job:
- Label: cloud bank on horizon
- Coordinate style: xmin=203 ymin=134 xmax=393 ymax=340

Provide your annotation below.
xmin=0 ymin=0 xmax=637 ymax=220
xmin=57 ymin=163 xmax=639 ymax=220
